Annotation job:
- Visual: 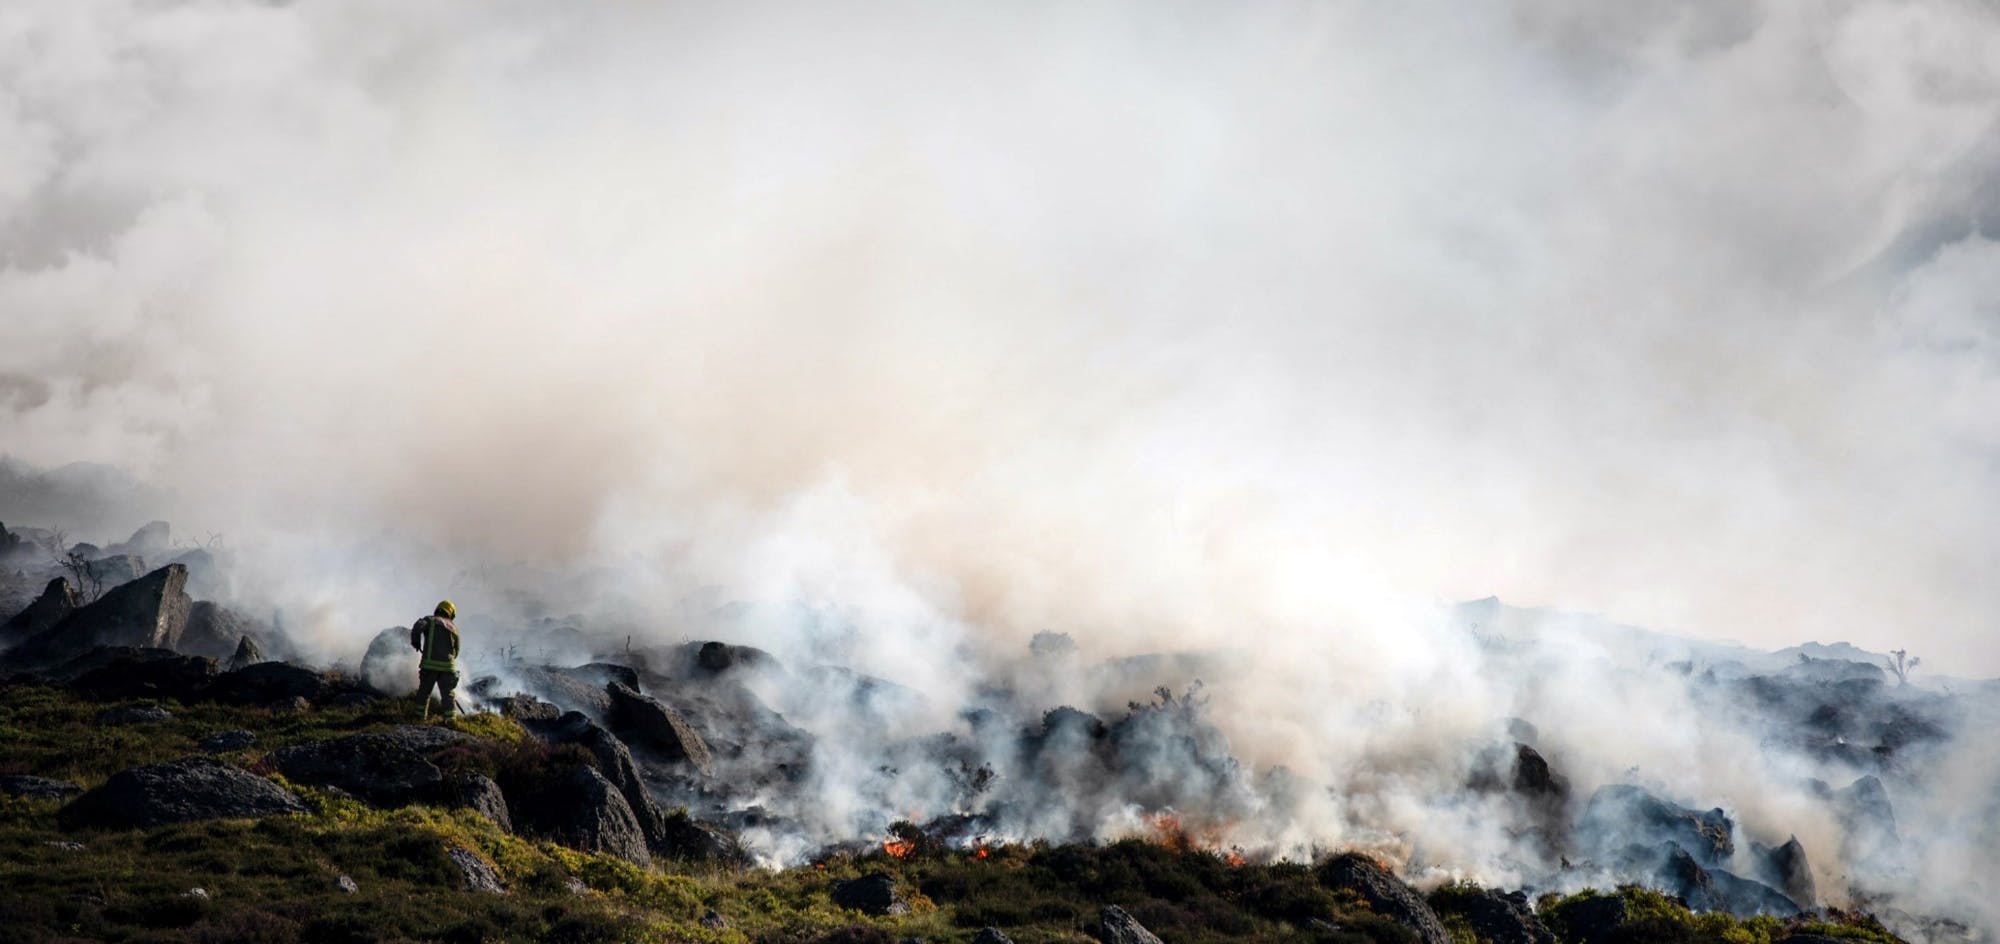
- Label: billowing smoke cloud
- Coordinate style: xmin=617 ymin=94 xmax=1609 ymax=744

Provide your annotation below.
xmin=3 ymin=0 xmax=2000 ymax=935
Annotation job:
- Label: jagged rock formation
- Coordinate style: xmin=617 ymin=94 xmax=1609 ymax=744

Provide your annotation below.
xmin=5 ymin=564 xmax=192 ymax=667
xmin=1431 ymin=888 xmax=1554 ymax=944
xmin=266 ymin=727 xmax=473 ymax=807
xmin=518 ymin=765 xmax=651 ymax=865
xmin=227 ymin=634 xmax=264 ymax=671
xmin=0 ymin=577 xmax=80 ymax=646
xmin=179 ymin=601 xmax=260 ymax=661
xmin=59 ymin=757 xmax=308 ymax=828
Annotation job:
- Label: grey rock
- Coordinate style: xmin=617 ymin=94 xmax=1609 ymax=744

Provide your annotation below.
xmin=358 ymin=625 xmax=416 ymax=695
xmin=337 ymin=874 xmax=359 ymax=894
xmin=96 ymin=703 xmax=173 ymax=724
xmin=700 ymin=909 xmax=730 ymax=930
xmin=971 ymin=929 xmax=1013 ymax=944
xmin=226 ymin=634 xmax=265 ymax=671
xmin=497 ymin=694 xmax=561 ymax=722
xmin=1576 ymin=784 xmax=1734 ymax=869
xmin=104 ymin=521 xmax=171 ymax=559
xmin=0 ymin=577 xmax=80 ymax=646
xmin=1318 ymin=854 xmax=1450 ymax=944
xmin=59 ymin=756 xmax=308 ymax=828
xmin=178 ymin=602 xmax=259 ymax=660
xmin=565 ymin=876 xmax=588 ymax=896
xmin=455 ymin=773 xmax=512 ymax=833
xmin=1100 ymin=905 xmax=1165 ymax=944
xmin=265 ymin=726 xmax=470 ymax=807
xmin=0 ymin=775 xmax=83 ymax=799
xmin=45 ymin=840 xmax=86 ymax=852
xmin=606 ymin=680 xmax=715 ymax=773
xmin=448 ymin=845 xmax=505 ymax=894
xmin=199 ymin=729 xmax=257 ymax=753
xmin=831 ymin=872 xmax=908 ymax=916
xmin=1752 ymin=836 xmax=1816 ymax=908
xmin=517 ymin=764 xmax=651 ymax=865
xmin=83 ymin=554 xmax=147 ymax=590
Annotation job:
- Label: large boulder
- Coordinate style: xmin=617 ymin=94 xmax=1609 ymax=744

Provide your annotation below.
xmin=227 ymin=635 xmax=264 ymax=672
xmin=103 ymin=521 xmax=171 ymax=559
xmin=510 ymin=664 xmax=636 ymax=718
xmin=7 ymin=565 xmax=192 ymax=667
xmin=1318 ymin=854 xmax=1451 ymax=944
xmin=265 ymin=729 xmax=464 ymax=806
xmin=1099 ymin=905 xmax=1164 ymax=944
xmin=831 ymin=873 xmax=908 ymax=916
xmin=0 ymin=578 xmax=80 ymax=647
xmin=448 ymin=845 xmax=506 ymax=894
xmin=83 ymin=554 xmax=148 ymax=590
xmin=1655 ymin=843 xmax=1800 ymax=917
xmin=59 ymin=757 xmax=308 ymax=829
xmin=606 ymin=681 xmax=715 ymax=774
xmin=514 ymin=765 xmax=651 ymax=865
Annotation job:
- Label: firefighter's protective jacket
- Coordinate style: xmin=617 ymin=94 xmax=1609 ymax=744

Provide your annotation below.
xmin=411 ymin=615 xmax=460 ymax=673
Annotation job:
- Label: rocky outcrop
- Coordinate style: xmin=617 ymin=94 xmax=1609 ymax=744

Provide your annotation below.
xmin=59 ymin=757 xmax=308 ymax=829
xmin=516 ymin=765 xmax=651 ymax=865
xmin=526 ymin=711 xmax=672 ymax=850
xmin=1099 ymin=905 xmax=1165 ymax=944
xmin=831 ymin=873 xmax=908 ymax=916
xmin=103 ymin=521 xmax=171 ymax=560
xmin=198 ymin=729 xmax=257 ymax=753
xmin=7 ymin=565 xmax=192 ymax=668
xmin=606 ymin=681 xmax=714 ymax=774
xmin=0 ymin=578 xmax=80 ymax=646
xmin=84 ymin=554 xmax=148 ymax=590
xmin=1656 ymin=843 xmax=1800 ymax=916
xmin=265 ymin=728 xmax=466 ymax=807
xmin=1318 ymin=854 xmax=1451 ymax=944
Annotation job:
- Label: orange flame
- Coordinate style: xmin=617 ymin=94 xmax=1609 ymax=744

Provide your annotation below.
xmin=1224 ymin=850 xmax=1247 ymax=867
xmin=974 ymin=845 xmax=991 ymax=859
xmin=883 ymin=838 xmax=916 ymax=858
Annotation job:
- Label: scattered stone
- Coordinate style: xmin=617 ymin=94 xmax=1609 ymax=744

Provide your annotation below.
xmin=454 ymin=773 xmax=512 ymax=833
xmin=1100 ymin=905 xmax=1165 ymax=944
xmin=337 ymin=874 xmax=359 ymax=894
xmin=1 ymin=775 xmax=84 ymax=799
xmin=606 ymin=680 xmax=715 ymax=774
xmin=96 ymin=703 xmax=173 ymax=724
xmin=700 ymin=909 xmax=731 ymax=930
xmin=44 ymin=840 xmax=85 ymax=852
xmin=971 ymin=928 xmax=1012 ymax=944
xmin=1318 ymin=854 xmax=1451 ymax=944
xmin=447 ymin=845 xmax=505 ymax=894
xmin=565 ymin=876 xmax=588 ymax=896
xmin=183 ymin=887 xmax=209 ymax=900
xmin=59 ymin=756 xmax=308 ymax=829
xmin=831 ymin=872 xmax=908 ymax=916
xmin=198 ymin=729 xmax=257 ymax=753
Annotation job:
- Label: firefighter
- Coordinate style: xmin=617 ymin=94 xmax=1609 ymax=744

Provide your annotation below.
xmin=410 ymin=600 xmax=461 ymax=719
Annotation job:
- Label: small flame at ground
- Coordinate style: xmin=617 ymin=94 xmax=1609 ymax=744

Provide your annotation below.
xmin=883 ymin=838 xmax=916 ymax=858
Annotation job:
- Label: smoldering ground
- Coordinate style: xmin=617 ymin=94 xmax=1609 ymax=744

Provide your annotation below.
xmin=2 ymin=0 xmax=1999 ymax=938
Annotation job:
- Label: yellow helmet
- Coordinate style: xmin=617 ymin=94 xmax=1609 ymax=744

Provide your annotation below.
xmin=435 ymin=600 xmax=456 ymax=619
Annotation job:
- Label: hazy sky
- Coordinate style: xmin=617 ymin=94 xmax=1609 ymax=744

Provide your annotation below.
xmin=2 ymin=0 xmax=1998 ymax=672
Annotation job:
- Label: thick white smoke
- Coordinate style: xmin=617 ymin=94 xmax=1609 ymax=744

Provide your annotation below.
xmin=3 ymin=0 xmax=1999 ymax=935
